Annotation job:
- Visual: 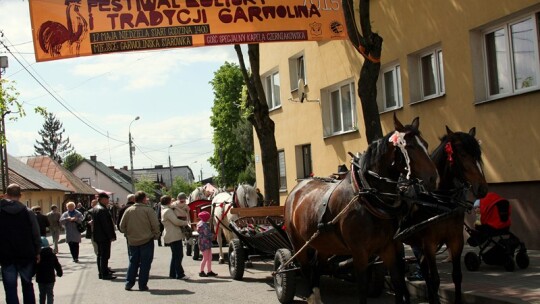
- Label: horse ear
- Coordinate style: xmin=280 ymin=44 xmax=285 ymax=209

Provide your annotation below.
xmin=410 ymin=117 xmax=420 ymax=130
xmin=446 ymin=125 xmax=454 ymax=135
xmin=469 ymin=127 xmax=476 ymax=137
xmin=393 ymin=113 xmax=404 ymax=131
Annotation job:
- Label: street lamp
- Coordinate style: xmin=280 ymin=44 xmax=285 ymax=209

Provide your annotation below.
xmin=168 ymin=144 xmax=173 ymax=188
xmin=129 ymin=116 xmax=140 ymax=193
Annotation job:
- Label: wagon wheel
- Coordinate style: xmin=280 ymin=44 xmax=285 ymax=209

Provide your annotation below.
xmin=274 ymin=248 xmax=296 ymax=304
xmin=516 ymin=250 xmax=530 ymax=269
xmin=504 ymin=257 xmax=516 ymax=272
xmin=228 ymin=239 xmax=246 ymax=280
xmin=464 ymin=252 xmax=480 ymax=271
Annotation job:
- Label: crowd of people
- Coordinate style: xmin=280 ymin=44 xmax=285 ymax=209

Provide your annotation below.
xmin=0 ymin=183 xmax=215 ymax=303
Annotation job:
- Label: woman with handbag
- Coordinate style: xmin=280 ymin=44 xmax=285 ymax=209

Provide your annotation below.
xmin=60 ymin=201 xmax=84 ymax=263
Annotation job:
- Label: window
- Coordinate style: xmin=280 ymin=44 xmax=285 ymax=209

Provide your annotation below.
xmin=408 ymin=45 xmax=445 ymax=103
xmin=289 ymin=54 xmax=306 ymax=91
xmin=278 ymin=150 xmax=287 ymax=190
xmin=484 ymin=15 xmax=540 ymax=98
xmin=264 ymin=71 xmax=281 ymax=110
xmin=380 ymin=64 xmax=403 ymax=111
xmin=295 ymin=144 xmax=312 ymax=179
xmin=321 ymin=80 xmax=357 ymax=137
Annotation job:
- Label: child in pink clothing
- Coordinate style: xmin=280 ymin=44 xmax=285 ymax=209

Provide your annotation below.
xmin=197 ymin=211 xmax=217 ymax=277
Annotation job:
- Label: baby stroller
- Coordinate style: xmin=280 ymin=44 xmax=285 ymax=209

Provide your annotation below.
xmin=464 ymin=192 xmax=529 ymax=272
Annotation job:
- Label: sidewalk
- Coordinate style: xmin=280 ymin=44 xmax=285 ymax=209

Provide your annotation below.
xmin=404 ymin=245 xmax=540 ymax=304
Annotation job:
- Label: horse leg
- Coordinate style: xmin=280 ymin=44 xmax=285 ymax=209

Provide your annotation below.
xmin=351 ymin=252 xmax=369 ymax=304
xmin=299 ymin=249 xmax=323 ymax=304
xmin=381 ymin=243 xmax=410 ymax=304
xmin=421 ymin=244 xmax=441 ymax=304
xmin=448 ymin=238 xmax=464 ymax=304
xmin=216 ymin=228 xmax=225 ymax=264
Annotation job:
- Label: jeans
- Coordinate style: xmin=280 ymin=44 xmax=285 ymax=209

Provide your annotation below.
xmin=97 ymin=241 xmax=111 ymax=277
xmin=126 ymin=240 xmax=154 ymax=289
xmin=38 ymin=282 xmax=55 ymax=304
xmin=1 ymin=262 xmax=36 ymax=304
xmin=50 ymin=229 xmax=60 ymax=253
xmin=68 ymin=242 xmax=79 ymax=261
xmin=169 ymin=240 xmax=185 ymax=278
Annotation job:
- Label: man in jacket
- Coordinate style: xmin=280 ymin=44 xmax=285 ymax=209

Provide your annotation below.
xmin=0 ymin=183 xmax=41 ymax=304
xmin=91 ymin=192 xmax=117 ymax=280
xmin=47 ymin=205 xmax=62 ymax=254
xmin=119 ymin=191 xmax=160 ymax=291
xmin=32 ymin=206 xmax=50 ymax=237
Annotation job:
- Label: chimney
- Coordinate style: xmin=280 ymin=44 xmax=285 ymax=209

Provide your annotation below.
xmin=90 ymin=155 xmax=97 ymax=162
xmin=108 ymin=166 xmax=115 ymax=170
xmin=123 ymin=166 xmax=128 ymax=170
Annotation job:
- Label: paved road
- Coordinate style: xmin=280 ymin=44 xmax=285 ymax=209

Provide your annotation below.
xmin=2 ymin=231 xmax=410 ymax=304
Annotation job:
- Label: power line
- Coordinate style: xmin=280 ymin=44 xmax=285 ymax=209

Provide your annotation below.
xmin=0 ymin=35 xmax=127 ymax=144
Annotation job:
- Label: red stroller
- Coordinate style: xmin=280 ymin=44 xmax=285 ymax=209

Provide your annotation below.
xmin=464 ymin=192 xmax=529 ymax=271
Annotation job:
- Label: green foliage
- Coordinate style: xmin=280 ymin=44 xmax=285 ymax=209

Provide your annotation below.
xmin=63 ymin=152 xmax=84 ymax=171
xmin=208 ymin=62 xmax=255 ymax=187
xmin=34 ymin=113 xmax=74 ymax=164
xmin=0 ymin=79 xmax=25 ymax=144
xmin=167 ymin=176 xmax=198 ymax=199
xmin=134 ymin=177 xmax=159 ymax=202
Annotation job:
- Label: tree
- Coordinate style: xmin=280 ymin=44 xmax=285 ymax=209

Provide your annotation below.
xmin=63 ymin=152 xmax=84 ymax=171
xmin=343 ymin=0 xmax=384 ymax=143
xmin=134 ymin=177 xmax=159 ymax=203
xmin=0 ymin=79 xmax=27 ymax=144
xmin=208 ymin=62 xmax=255 ymax=187
xmin=34 ymin=113 xmax=74 ymax=164
xmin=167 ymin=177 xmax=198 ymax=199
xmin=234 ymin=44 xmax=280 ymax=204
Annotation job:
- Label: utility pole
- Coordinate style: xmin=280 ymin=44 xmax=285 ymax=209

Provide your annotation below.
xmin=0 ymin=55 xmax=9 ymax=191
xmin=219 ymin=147 xmax=226 ymax=187
xmin=129 ymin=116 xmax=140 ymax=193
xmin=168 ymin=144 xmax=173 ymax=188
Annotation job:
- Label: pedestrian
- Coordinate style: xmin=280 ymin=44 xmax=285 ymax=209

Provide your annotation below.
xmin=197 ymin=211 xmax=217 ymax=277
xmin=256 ymin=188 xmax=264 ymax=207
xmin=47 ymin=205 xmax=62 ymax=254
xmin=171 ymin=192 xmax=192 ymax=240
xmin=32 ymin=205 xmax=50 ymax=237
xmin=76 ymin=202 xmax=86 ymax=215
xmin=160 ymin=195 xmax=189 ymax=280
xmin=0 ymin=183 xmax=41 ymax=304
xmin=59 ymin=201 xmax=83 ymax=263
xmin=84 ymin=199 xmax=98 ymax=256
xmin=91 ymin=192 xmax=117 ymax=280
xmin=155 ymin=202 xmax=164 ymax=246
xmin=35 ymin=237 xmax=63 ymax=304
xmin=119 ymin=191 xmax=161 ymax=291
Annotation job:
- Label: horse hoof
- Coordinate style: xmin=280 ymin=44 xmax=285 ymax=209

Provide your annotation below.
xmin=307 ymin=287 xmax=323 ymax=304
xmin=245 ymin=261 xmax=253 ymax=268
xmin=219 ymin=258 xmax=225 ymax=264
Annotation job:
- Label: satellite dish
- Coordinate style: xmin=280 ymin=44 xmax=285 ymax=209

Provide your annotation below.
xmin=298 ymin=78 xmax=306 ymax=103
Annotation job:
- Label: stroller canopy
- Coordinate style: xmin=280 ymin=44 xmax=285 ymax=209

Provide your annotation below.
xmin=480 ymin=192 xmax=512 ymax=230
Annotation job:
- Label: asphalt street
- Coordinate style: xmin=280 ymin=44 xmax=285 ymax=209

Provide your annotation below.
xmin=1 ymin=231 xmax=404 ymax=304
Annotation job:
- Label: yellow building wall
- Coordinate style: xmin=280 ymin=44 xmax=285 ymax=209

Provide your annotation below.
xmin=21 ymin=190 xmax=66 ymax=213
xmin=255 ymin=0 xmax=540 ymax=204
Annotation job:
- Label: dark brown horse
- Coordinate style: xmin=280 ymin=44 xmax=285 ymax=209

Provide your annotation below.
xmin=284 ymin=115 xmax=438 ymax=304
xmin=404 ymin=127 xmax=488 ymax=304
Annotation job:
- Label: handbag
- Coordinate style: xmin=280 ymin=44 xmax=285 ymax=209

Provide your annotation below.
xmin=77 ymin=222 xmax=86 ymax=233
xmin=181 ymin=225 xmax=193 ymax=239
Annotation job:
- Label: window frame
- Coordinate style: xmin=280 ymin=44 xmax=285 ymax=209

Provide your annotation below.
xmin=263 ymin=69 xmax=282 ymax=111
xmin=418 ymin=47 xmax=445 ymax=100
xmin=289 ymin=53 xmax=306 ymax=92
xmin=482 ymin=13 xmax=540 ymax=101
xmin=278 ymin=150 xmax=287 ymax=191
xmin=321 ymin=79 xmax=358 ymax=138
xmin=380 ymin=63 xmax=403 ymax=112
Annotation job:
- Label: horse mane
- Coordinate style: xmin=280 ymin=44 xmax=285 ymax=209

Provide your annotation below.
xmin=432 ymin=132 xmax=483 ymax=165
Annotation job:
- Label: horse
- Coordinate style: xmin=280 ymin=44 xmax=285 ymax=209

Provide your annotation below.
xmin=284 ymin=115 xmax=438 ymax=304
xmin=188 ymin=185 xmax=220 ymax=203
xmin=211 ymin=184 xmax=258 ymax=264
xmin=403 ymin=127 xmax=488 ymax=304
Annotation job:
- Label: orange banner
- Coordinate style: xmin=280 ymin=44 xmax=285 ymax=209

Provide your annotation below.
xmin=29 ymin=0 xmax=348 ymax=62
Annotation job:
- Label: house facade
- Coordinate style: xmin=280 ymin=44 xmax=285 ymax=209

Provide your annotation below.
xmin=255 ymin=0 xmax=540 ymax=248
xmin=72 ymin=158 xmax=132 ymax=205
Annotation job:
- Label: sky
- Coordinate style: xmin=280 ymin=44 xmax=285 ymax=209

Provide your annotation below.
xmin=0 ymin=0 xmax=247 ymax=180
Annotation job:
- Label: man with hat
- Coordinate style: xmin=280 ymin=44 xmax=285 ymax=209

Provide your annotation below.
xmin=91 ymin=192 xmax=117 ymax=280
xmin=32 ymin=205 xmax=50 ymax=237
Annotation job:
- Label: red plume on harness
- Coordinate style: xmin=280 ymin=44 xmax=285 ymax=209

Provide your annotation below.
xmin=445 ymin=142 xmax=454 ymax=165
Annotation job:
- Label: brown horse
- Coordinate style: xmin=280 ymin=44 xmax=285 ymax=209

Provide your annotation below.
xmin=284 ymin=115 xmax=438 ymax=304
xmin=404 ymin=127 xmax=488 ymax=304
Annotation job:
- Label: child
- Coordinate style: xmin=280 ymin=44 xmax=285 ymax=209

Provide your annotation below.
xmin=36 ymin=237 xmax=63 ymax=304
xmin=196 ymin=211 xmax=217 ymax=277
